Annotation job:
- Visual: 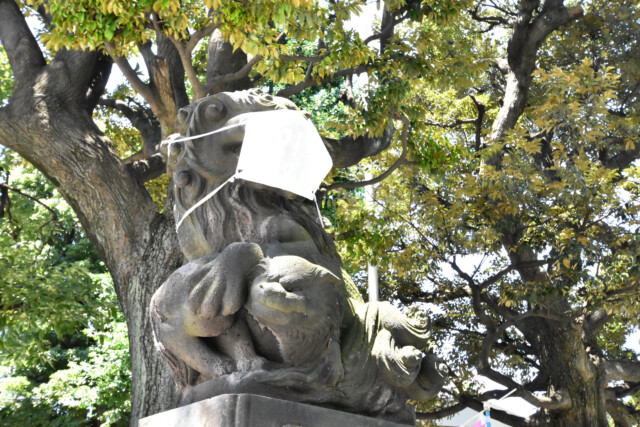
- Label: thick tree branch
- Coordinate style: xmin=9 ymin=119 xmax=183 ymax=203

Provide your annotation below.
xmin=362 ymin=9 xmax=409 ymax=46
xmin=98 ymin=99 xmax=161 ymax=158
xmin=105 ymin=43 xmax=160 ymax=112
xmin=322 ymin=124 xmax=394 ymax=169
xmin=205 ymin=28 xmax=256 ymax=94
xmin=605 ymin=360 xmax=640 ymax=383
xmin=603 ymin=138 xmax=640 ymax=172
xmin=490 ymin=1 xmax=583 ymax=142
xmin=167 ymin=36 xmax=207 ymax=99
xmin=419 ymin=393 xmax=528 ymax=426
xmin=325 ymin=115 xmax=409 ymax=191
xmin=0 ymin=0 xmax=46 ymax=89
xmin=84 ymin=53 xmax=113 ymax=113
xmin=205 ymin=55 xmax=262 ymax=95
xmin=583 ymin=309 xmax=610 ymax=340
xmin=608 ymin=382 xmax=640 ymax=399
xmin=606 ymin=398 xmax=638 ymax=427
xmin=470 ymin=95 xmax=486 ymax=150
xmin=477 ymin=310 xmax=571 ymax=410
xmin=125 ymin=153 xmax=166 ymax=183
xmin=186 ymin=22 xmax=219 ymax=53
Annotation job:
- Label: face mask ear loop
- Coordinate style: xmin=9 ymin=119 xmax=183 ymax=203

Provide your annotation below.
xmin=314 ymin=192 xmax=325 ymax=228
xmin=175 ymin=175 xmax=236 ymax=231
xmin=165 ymin=123 xmax=244 ymax=232
xmin=168 ymin=123 xmax=244 ymax=144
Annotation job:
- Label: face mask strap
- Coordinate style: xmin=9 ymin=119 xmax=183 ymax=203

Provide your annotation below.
xmin=175 ymin=175 xmax=236 ymax=231
xmin=314 ymin=193 xmax=325 ymax=229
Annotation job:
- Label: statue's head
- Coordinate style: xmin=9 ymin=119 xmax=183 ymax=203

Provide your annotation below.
xmin=160 ymin=89 xmax=336 ymax=263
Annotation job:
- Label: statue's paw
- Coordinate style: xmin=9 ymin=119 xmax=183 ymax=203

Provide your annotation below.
xmin=399 ymin=346 xmax=423 ymax=371
xmin=187 ymin=242 xmax=264 ymax=321
xmin=401 ymin=353 xmax=449 ymax=401
xmin=236 ymin=355 xmax=268 ymax=373
xmin=201 ymin=355 xmax=236 ymax=379
xmin=373 ymin=329 xmax=424 ymax=387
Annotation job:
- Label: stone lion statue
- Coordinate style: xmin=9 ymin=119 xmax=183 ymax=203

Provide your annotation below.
xmin=150 ymin=89 xmax=447 ymax=424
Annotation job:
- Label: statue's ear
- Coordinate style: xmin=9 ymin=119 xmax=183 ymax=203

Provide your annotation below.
xmin=175 ymin=107 xmax=191 ymax=133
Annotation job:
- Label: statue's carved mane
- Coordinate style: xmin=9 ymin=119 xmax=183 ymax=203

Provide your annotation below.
xmin=189 ymin=182 xmax=338 ymax=261
xmin=164 ymin=88 xmax=336 ymax=264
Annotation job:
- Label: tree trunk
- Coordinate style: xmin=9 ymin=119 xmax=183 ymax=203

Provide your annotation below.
xmin=120 ymin=216 xmax=183 ymax=422
xmin=0 ymin=49 xmax=182 ymax=423
xmin=206 ymin=29 xmax=252 ymax=93
xmin=534 ymin=317 xmax=607 ymax=425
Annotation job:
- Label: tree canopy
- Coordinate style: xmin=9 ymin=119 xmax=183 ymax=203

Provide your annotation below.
xmin=1 ymin=0 xmax=639 ymax=425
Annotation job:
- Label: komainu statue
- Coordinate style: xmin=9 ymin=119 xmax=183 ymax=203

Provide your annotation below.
xmin=150 ymin=89 xmax=447 ymax=424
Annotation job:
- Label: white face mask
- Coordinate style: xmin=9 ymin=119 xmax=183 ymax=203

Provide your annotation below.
xmin=167 ymin=109 xmax=333 ymax=231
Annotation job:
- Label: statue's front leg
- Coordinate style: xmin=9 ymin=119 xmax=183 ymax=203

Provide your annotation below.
xmin=185 ymin=242 xmax=264 ymax=336
xmin=152 ymin=310 xmax=235 ymax=379
xmin=151 ymin=242 xmax=265 ymax=382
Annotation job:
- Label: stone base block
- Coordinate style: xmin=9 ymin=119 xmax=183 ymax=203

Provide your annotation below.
xmin=139 ymin=393 xmax=410 ymax=427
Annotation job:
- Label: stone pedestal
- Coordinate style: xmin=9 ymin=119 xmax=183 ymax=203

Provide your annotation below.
xmin=139 ymin=394 xmax=411 ymax=427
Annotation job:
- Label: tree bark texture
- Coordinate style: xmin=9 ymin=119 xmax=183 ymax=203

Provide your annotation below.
xmin=0 ymin=1 xmax=182 ymax=422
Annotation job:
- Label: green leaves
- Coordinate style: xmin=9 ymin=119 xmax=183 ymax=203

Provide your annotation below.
xmin=0 ymin=151 xmax=129 ymax=425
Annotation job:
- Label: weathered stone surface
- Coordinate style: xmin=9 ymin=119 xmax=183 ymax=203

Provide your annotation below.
xmin=138 ymin=394 xmax=411 ymax=427
xmin=150 ymin=89 xmax=447 ymax=424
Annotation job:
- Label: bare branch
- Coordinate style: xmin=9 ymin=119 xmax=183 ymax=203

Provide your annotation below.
xmin=424 ymin=118 xmax=477 ymax=128
xmin=98 ymin=98 xmax=161 ymax=157
xmin=280 ymin=54 xmax=327 ymax=63
xmin=276 ymin=64 xmax=368 ymax=98
xmin=480 ymin=259 xmax=550 ymax=290
xmin=417 ymin=402 xmax=467 ymax=420
xmin=325 ymin=115 xmax=410 ymax=191
xmin=0 ymin=183 xmax=61 ymax=226
xmin=468 ymin=4 xmax=512 ymax=28
xmin=487 ymin=0 xmax=518 ymax=17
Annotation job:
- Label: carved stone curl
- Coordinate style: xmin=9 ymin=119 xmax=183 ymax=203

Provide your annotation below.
xmin=150 ymin=89 xmax=447 ymax=424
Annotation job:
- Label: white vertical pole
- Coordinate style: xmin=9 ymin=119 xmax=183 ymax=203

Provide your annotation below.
xmin=365 ymin=172 xmax=379 ymax=303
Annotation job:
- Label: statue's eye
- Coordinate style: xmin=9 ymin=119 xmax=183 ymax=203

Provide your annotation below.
xmin=224 ymin=141 xmax=242 ymax=155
